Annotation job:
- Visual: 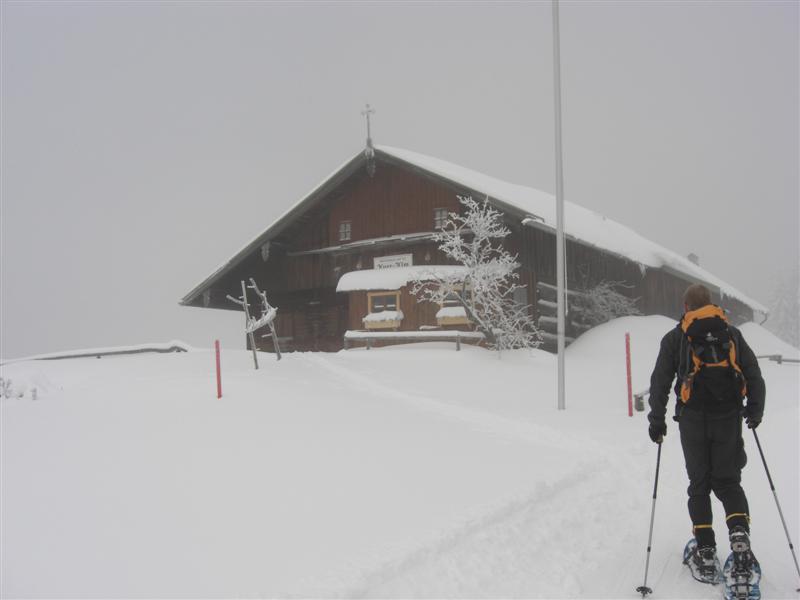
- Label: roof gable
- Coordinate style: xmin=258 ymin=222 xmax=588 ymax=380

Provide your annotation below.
xmin=181 ymin=145 xmax=766 ymax=313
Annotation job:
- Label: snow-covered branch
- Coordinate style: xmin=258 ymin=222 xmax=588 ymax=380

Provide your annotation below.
xmin=245 ymin=278 xmax=278 ymax=334
xmin=411 ymin=196 xmax=541 ymax=351
xmin=227 ymin=278 xmax=282 ymax=362
xmin=227 ymin=279 xmax=279 ymax=335
xmin=765 ymin=266 xmax=799 ymax=347
xmin=569 ymin=280 xmax=641 ymax=327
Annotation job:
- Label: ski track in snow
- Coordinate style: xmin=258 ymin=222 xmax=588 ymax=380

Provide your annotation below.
xmin=303 ymin=353 xmax=651 ymax=598
xmin=306 ymin=353 xmax=606 ymax=456
xmin=342 ymin=460 xmax=641 ymax=599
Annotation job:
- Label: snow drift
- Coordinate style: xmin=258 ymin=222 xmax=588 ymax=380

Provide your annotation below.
xmin=1 ymin=318 xmax=797 ymax=598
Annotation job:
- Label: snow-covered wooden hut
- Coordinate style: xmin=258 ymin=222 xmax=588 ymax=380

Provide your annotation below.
xmin=180 ymin=145 xmax=766 ymax=352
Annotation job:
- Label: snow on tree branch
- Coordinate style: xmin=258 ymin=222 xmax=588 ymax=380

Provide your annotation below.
xmin=245 ymin=278 xmax=278 ymax=334
xmin=227 ymin=278 xmax=282 ymax=362
xmin=226 ymin=279 xmax=278 ymax=335
xmin=765 ymin=265 xmax=799 ymax=348
xmin=411 ymin=196 xmax=542 ymax=351
xmin=570 ymin=280 xmax=641 ymax=327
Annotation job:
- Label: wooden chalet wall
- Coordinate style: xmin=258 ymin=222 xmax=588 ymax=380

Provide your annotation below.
xmin=194 ymin=156 xmax=754 ymax=352
xmin=515 ymin=223 xmax=754 ymax=341
xmin=206 ymin=161 xmax=468 ymax=351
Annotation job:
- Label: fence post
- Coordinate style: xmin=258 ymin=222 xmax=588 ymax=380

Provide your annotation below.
xmin=215 ymin=340 xmax=222 ymax=399
xmin=626 ymin=332 xmax=633 ymax=417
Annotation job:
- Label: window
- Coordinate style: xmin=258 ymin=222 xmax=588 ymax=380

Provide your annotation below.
xmin=437 ymin=285 xmax=472 ymax=326
xmin=339 ymin=221 xmax=352 ymax=242
xmin=369 ymin=292 xmax=399 ymax=313
xmin=442 ymin=286 xmax=471 ymax=307
xmin=364 ymin=291 xmax=403 ymax=330
xmin=434 ymin=208 xmax=449 ymax=230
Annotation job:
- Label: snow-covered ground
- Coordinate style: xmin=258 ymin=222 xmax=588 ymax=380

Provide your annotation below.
xmin=2 ymin=316 xmax=798 ymax=598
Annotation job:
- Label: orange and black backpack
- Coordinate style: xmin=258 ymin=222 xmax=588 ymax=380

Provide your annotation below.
xmin=679 ymin=305 xmax=747 ymax=404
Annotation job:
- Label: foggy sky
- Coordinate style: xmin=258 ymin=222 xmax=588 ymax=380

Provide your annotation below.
xmin=2 ymin=0 xmax=798 ymax=359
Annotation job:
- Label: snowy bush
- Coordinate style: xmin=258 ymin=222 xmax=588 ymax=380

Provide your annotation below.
xmin=411 ymin=196 xmax=542 ymax=351
xmin=0 ymin=376 xmax=36 ymax=400
xmin=569 ymin=280 xmax=642 ymax=328
xmin=765 ymin=265 xmax=799 ymax=348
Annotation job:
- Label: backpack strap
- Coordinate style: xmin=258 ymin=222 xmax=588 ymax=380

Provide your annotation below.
xmin=680 ymin=351 xmax=701 ymax=404
xmin=727 ymin=330 xmax=748 ymax=399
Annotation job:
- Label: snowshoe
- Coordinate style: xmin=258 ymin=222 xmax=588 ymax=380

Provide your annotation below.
xmin=683 ymin=538 xmax=721 ymax=584
xmin=722 ymin=527 xmax=761 ymax=600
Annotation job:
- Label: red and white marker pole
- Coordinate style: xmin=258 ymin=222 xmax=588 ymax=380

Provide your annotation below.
xmin=215 ymin=340 xmax=223 ymax=399
xmin=625 ymin=332 xmax=633 ymax=417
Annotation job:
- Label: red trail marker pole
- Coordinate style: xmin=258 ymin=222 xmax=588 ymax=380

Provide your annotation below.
xmin=625 ymin=332 xmax=633 ymax=417
xmin=215 ymin=340 xmax=222 ymax=399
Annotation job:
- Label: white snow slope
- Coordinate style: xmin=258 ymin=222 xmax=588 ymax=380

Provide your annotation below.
xmin=2 ymin=316 xmax=798 ymax=599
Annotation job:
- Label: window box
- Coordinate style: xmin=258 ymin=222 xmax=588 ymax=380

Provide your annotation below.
xmin=436 ymin=286 xmax=472 ymax=326
xmin=363 ymin=310 xmax=404 ymax=330
xmin=436 ymin=305 xmax=470 ymax=326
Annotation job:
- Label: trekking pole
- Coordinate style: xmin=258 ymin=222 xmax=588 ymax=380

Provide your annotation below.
xmin=636 ymin=441 xmax=662 ymax=598
xmin=751 ymin=428 xmax=800 ymax=592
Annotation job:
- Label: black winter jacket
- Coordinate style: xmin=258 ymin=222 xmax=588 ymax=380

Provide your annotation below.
xmin=648 ymin=321 xmax=766 ymax=427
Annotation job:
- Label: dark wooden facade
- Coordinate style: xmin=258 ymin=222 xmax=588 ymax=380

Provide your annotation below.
xmin=181 ymin=149 xmax=756 ymax=352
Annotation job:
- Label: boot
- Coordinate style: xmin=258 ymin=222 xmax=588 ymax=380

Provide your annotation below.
xmin=729 ymin=526 xmax=750 ymax=554
xmin=725 ymin=526 xmax=760 ymax=600
xmin=693 ymin=545 xmax=719 ymax=582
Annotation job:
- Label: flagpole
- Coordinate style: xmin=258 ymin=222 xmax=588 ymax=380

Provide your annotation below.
xmin=552 ymin=0 xmax=566 ymax=410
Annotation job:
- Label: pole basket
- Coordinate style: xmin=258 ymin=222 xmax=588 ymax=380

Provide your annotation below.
xmin=635 ymin=586 xmax=652 ymax=598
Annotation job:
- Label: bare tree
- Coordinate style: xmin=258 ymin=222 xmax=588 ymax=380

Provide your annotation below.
xmin=411 ymin=196 xmax=541 ymax=351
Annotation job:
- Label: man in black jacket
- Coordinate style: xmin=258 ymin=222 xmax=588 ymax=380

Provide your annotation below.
xmin=648 ymin=283 xmax=765 ymax=573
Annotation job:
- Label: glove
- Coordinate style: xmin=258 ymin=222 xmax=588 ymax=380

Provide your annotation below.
xmin=744 ymin=406 xmax=761 ymax=429
xmin=649 ymin=422 xmax=666 ymax=443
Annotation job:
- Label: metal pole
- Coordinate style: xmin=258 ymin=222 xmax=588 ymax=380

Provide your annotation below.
xmin=552 ymin=0 xmax=566 ymax=410
xmin=752 ymin=429 xmax=800 ymax=589
xmin=636 ymin=441 xmax=662 ymax=598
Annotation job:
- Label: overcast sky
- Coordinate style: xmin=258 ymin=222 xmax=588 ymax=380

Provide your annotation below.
xmin=2 ymin=0 xmax=798 ymax=359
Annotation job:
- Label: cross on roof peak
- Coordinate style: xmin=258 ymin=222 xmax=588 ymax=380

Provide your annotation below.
xmin=361 ymin=104 xmax=376 ymax=176
xmin=361 ymin=103 xmax=375 ymax=150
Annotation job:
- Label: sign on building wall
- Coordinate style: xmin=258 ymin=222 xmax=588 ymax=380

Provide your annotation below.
xmin=374 ymin=254 xmax=413 ymax=269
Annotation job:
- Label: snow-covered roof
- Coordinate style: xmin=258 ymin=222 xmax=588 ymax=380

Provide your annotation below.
xmin=375 ymin=145 xmax=766 ymax=313
xmin=181 ymin=144 xmax=765 ymax=313
xmin=337 ymin=266 xmax=469 ymax=292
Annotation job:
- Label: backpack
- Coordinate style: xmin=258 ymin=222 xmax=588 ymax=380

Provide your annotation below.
xmin=679 ymin=305 xmax=747 ymax=404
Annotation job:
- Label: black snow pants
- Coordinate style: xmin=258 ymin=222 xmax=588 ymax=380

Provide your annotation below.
xmin=678 ymin=408 xmax=749 ymax=548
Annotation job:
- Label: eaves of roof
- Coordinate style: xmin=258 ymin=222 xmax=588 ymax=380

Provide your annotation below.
xmin=180 ymin=145 xmax=767 ymax=314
